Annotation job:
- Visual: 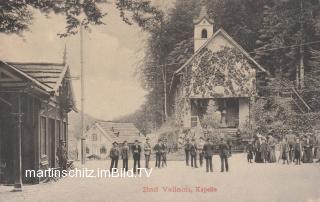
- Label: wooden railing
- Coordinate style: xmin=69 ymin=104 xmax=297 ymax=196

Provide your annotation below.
xmin=291 ymin=87 xmax=311 ymax=113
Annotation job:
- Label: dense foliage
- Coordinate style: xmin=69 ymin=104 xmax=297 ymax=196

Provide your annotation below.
xmin=0 ymin=0 xmax=162 ymax=36
xmin=246 ymin=95 xmax=320 ymax=138
xmin=185 ymin=47 xmax=256 ymax=98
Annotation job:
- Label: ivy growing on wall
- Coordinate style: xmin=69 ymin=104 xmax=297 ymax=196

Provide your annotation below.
xmin=185 ymin=46 xmax=256 ymax=98
xmin=173 ymin=46 xmax=258 ymax=128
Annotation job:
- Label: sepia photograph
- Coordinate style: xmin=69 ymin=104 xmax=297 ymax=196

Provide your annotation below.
xmin=0 ymin=0 xmax=320 ymax=202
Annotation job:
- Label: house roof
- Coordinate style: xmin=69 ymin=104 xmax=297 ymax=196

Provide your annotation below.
xmin=169 ymin=28 xmax=268 ymax=94
xmin=96 ymin=121 xmax=145 ymax=143
xmin=175 ymin=28 xmax=268 ymax=75
xmin=1 ymin=60 xmax=76 ymax=111
xmin=8 ymin=62 xmax=67 ymax=91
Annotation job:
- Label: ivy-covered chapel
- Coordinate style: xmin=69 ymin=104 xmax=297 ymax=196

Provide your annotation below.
xmin=169 ymin=6 xmax=268 ymax=135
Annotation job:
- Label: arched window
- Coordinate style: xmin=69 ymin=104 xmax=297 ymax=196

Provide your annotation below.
xmin=201 ymin=29 xmax=208 ymax=38
xmin=86 ymin=147 xmax=90 ymax=154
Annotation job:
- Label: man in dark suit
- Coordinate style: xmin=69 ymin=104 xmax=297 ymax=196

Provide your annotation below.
xmin=184 ymin=138 xmax=192 ymax=166
xmin=203 ymin=138 xmax=214 ymax=172
xmin=219 ymin=137 xmax=229 ymax=172
xmin=109 ymin=141 xmax=120 ymax=172
xmin=161 ymin=138 xmax=168 ymax=167
xmin=121 ymin=140 xmax=129 ymax=171
xmin=132 ymin=140 xmax=142 ymax=174
xmin=153 ymin=139 xmax=162 ymax=168
xmin=190 ymin=138 xmax=198 ymax=168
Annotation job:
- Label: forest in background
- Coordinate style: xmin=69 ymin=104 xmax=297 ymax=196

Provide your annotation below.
xmin=116 ymin=0 xmax=320 ymax=135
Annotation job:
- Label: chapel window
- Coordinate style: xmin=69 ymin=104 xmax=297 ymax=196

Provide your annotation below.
xmin=201 ymin=29 xmax=208 ymax=38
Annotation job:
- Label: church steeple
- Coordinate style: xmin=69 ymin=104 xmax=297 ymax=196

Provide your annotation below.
xmin=193 ymin=5 xmax=214 ymax=52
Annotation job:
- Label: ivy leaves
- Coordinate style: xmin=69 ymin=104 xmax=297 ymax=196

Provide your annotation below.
xmin=183 ymin=46 xmax=256 ymax=98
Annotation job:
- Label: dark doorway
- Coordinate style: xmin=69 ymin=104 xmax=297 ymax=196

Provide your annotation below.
xmin=0 ymin=101 xmax=14 ymax=184
xmin=225 ymin=98 xmax=239 ymax=128
xmin=48 ymin=119 xmax=56 ymax=168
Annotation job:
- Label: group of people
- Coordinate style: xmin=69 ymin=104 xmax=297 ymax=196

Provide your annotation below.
xmin=246 ymin=134 xmax=277 ymax=163
xmin=246 ymin=132 xmax=320 ymax=165
xmin=184 ymin=137 xmax=231 ymax=172
xmin=109 ymin=137 xmax=169 ymax=173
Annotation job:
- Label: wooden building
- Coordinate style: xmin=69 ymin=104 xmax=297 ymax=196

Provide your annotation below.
xmin=0 ymin=60 xmax=75 ymax=188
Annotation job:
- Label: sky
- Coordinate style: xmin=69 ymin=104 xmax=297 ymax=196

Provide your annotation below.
xmin=0 ymin=2 xmax=161 ymax=120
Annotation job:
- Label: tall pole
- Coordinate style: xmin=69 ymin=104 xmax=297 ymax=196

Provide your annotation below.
xmin=80 ymin=24 xmax=86 ymax=165
xmin=12 ymin=95 xmax=23 ymax=192
xmin=299 ymin=0 xmax=304 ymax=89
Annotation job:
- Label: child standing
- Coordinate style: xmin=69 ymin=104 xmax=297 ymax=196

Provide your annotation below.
xmin=246 ymin=141 xmax=254 ymax=163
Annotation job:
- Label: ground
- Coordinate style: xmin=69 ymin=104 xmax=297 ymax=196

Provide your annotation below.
xmin=1 ymin=153 xmax=320 ymax=202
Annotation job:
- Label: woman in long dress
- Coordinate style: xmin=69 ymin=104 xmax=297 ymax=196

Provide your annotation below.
xmin=268 ymin=135 xmax=277 ymax=163
xmin=254 ymin=136 xmax=262 ymax=163
xmin=279 ymin=138 xmax=289 ymax=164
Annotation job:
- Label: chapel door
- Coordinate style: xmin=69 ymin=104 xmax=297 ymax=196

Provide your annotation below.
xmin=226 ymin=98 xmax=239 ymax=128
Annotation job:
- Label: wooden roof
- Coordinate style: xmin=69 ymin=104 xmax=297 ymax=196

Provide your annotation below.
xmin=97 ymin=121 xmax=145 ymax=143
xmin=8 ymin=62 xmax=66 ymax=91
xmin=0 ymin=60 xmax=76 ymax=111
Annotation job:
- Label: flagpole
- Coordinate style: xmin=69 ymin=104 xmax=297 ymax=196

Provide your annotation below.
xmin=80 ymin=24 xmax=86 ymax=165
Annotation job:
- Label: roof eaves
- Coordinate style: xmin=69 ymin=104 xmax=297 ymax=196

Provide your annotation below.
xmin=2 ymin=61 xmax=53 ymax=93
xmin=53 ymin=63 xmax=69 ymax=93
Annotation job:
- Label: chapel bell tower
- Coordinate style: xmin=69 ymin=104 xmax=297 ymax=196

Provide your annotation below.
xmin=193 ymin=6 xmax=214 ymax=53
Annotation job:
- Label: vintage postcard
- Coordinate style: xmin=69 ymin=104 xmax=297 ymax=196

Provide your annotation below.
xmin=0 ymin=0 xmax=320 ymax=202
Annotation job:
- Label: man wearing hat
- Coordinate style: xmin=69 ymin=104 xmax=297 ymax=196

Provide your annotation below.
xmin=218 ymin=137 xmax=230 ymax=172
xmin=132 ymin=140 xmax=142 ymax=174
xmin=144 ymin=137 xmax=152 ymax=169
xmin=153 ymin=139 xmax=162 ymax=168
xmin=190 ymin=138 xmax=198 ymax=168
xmin=109 ymin=141 xmax=120 ymax=172
xmin=203 ymin=138 xmax=214 ymax=172
xmin=161 ymin=138 xmax=168 ymax=167
xmin=121 ymin=140 xmax=129 ymax=171
xmin=184 ymin=138 xmax=192 ymax=166
xmin=57 ymin=140 xmax=68 ymax=171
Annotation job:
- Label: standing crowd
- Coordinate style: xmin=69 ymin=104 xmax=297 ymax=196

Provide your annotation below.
xmin=108 ymin=137 xmax=169 ymax=173
xmin=184 ymin=136 xmax=231 ymax=172
xmin=106 ymin=131 xmax=320 ymax=173
xmin=246 ymin=132 xmax=320 ymax=165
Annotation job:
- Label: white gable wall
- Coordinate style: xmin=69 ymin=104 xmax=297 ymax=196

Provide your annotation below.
xmin=205 ymin=33 xmax=234 ymax=52
xmin=77 ymin=123 xmax=113 ymax=160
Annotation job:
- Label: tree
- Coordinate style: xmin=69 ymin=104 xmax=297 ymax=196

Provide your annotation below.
xmin=0 ymin=0 xmax=162 ymax=36
xmin=254 ymin=0 xmax=320 ymax=88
